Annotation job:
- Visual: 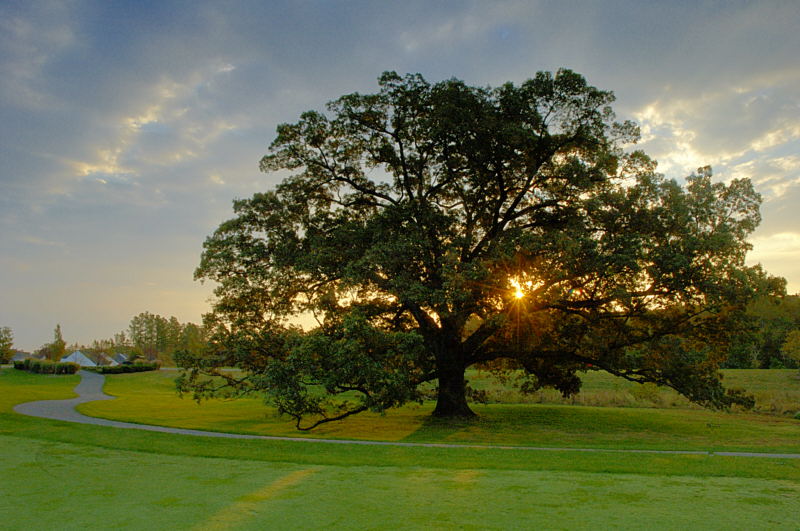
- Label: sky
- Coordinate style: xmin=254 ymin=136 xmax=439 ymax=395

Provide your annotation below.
xmin=2 ymin=0 xmax=799 ymax=351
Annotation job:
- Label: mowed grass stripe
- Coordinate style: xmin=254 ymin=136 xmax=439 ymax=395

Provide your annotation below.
xmin=195 ymin=468 xmax=317 ymax=531
xmin=453 ymin=469 xmax=482 ymax=485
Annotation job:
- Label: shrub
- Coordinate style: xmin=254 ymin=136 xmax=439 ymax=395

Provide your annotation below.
xmin=86 ymin=361 xmax=161 ymax=374
xmin=629 ymin=382 xmax=662 ymax=405
xmin=13 ymin=358 xmax=79 ymax=374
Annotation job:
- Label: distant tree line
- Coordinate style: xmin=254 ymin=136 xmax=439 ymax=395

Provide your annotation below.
xmin=3 ymin=296 xmax=796 ymax=369
xmin=9 ymin=313 xmax=207 ymax=366
xmin=123 ymin=311 xmax=207 ymax=363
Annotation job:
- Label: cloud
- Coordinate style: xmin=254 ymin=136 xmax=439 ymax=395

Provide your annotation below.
xmin=3 ymin=0 xmax=800 ymax=348
xmin=397 ymin=4 xmax=525 ymax=53
xmin=0 ymin=1 xmax=78 ymax=110
xmin=749 ymin=232 xmax=800 ymax=260
xmin=17 ymin=235 xmax=66 ymax=248
xmin=70 ymin=61 xmax=244 ymax=186
xmin=747 ymin=232 xmax=800 ymax=294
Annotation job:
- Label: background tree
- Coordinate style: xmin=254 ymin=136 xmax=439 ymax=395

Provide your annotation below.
xmin=127 ymin=311 xmax=206 ymax=363
xmin=113 ymin=331 xmax=130 ymax=349
xmin=181 ymin=70 xmax=764 ymax=429
xmin=51 ymin=324 xmax=66 ymax=361
xmin=0 ymin=327 xmax=13 ymax=363
xmin=34 ymin=323 xmax=68 ymax=361
xmin=129 ymin=312 xmax=159 ymax=359
xmin=178 ymin=322 xmax=207 ymax=356
xmin=781 ymin=329 xmax=800 ymax=371
xmin=747 ymin=294 xmax=800 ymax=368
xmin=724 ymin=290 xmax=800 ymax=368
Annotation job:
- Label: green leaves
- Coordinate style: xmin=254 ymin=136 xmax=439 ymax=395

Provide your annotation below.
xmin=0 ymin=327 xmax=13 ymax=364
xmin=183 ymin=69 xmax=767 ymax=425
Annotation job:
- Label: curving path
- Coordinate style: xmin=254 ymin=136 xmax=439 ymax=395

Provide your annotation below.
xmin=13 ymin=370 xmax=800 ymax=459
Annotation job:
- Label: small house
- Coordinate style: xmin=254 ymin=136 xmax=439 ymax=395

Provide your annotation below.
xmin=60 ymin=350 xmax=97 ymax=367
xmin=11 ymin=351 xmax=32 ymax=363
xmin=95 ymin=353 xmax=118 ymax=366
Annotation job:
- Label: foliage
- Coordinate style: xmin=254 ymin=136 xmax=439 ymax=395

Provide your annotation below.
xmin=183 ymin=69 xmax=765 ymax=428
xmin=34 ymin=323 xmax=68 ymax=361
xmin=725 ymin=292 xmax=800 ymax=368
xmin=52 ymin=324 xmax=66 ymax=361
xmin=0 ymin=327 xmax=13 ymax=363
xmin=127 ymin=311 xmax=207 ymax=364
xmin=72 ymin=312 xmax=207 ymax=366
xmin=85 ymin=361 xmax=161 ymax=374
xmin=13 ymin=358 xmax=79 ymax=374
xmin=782 ymin=329 xmax=800 ymax=369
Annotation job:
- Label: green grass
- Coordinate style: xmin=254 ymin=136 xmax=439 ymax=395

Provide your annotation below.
xmin=2 ymin=367 xmax=800 ymax=529
xmin=464 ymin=368 xmax=800 ymax=413
xmin=77 ymin=369 xmax=800 ymax=453
xmin=2 ymin=434 xmax=799 ymax=530
xmin=0 ymin=368 xmax=79 ymax=412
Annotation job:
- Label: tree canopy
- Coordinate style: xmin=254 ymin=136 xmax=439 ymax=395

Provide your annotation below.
xmin=179 ymin=69 xmax=768 ymax=429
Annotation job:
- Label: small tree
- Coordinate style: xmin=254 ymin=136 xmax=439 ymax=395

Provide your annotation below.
xmin=0 ymin=327 xmax=13 ymax=363
xmin=51 ymin=324 xmax=66 ymax=361
xmin=181 ymin=70 xmax=762 ymax=429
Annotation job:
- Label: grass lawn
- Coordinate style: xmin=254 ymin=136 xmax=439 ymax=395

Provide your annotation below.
xmin=3 ymin=433 xmax=799 ymax=530
xmin=465 ymin=368 xmax=800 ymax=414
xmin=79 ymin=369 xmax=800 ymax=453
xmin=2 ymin=368 xmax=800 ymax=529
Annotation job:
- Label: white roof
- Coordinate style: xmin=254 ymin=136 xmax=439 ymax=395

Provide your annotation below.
xmin=60 ymin=350 xmax=97 ymax=367
xmin=97 ymin=353 xmax=118 ymax=366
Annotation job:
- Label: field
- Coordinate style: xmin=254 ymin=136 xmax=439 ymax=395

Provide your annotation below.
xmin=2 ymin=368 xmax=800 ymax=529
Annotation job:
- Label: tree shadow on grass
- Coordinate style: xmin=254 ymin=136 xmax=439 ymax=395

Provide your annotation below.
xmin=398 ymin=412 xmax=490 ymax=444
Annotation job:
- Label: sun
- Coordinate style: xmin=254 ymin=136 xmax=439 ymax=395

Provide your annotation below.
xmin=509 ymin=277 xmax=530 ymax=300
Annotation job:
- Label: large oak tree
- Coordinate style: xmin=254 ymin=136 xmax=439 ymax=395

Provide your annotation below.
xmin=179 ymin=70 xmax=765 ymax=429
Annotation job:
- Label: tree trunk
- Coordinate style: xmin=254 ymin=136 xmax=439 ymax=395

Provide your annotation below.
xmin=432 ymin=360 xmax=476 ymax=418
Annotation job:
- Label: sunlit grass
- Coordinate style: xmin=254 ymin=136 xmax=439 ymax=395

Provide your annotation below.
xmin=467 ymin=368 xmax=800 ymax=414
xmin=75 ymin=369 xmax=800 ymax=453
xmin=0 ymin=369 xmax=79 ymax=413
xmin=2 ymin=434 xmax=799 ymax=530
xmin=1 ymin=367 xmax=799 ymax=529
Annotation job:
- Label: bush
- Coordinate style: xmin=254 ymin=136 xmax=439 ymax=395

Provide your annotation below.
xmin=13 ymin=358 xmax=79 ymax=374
xmin=629 ymin=382 xmax=662 ymax=404
xmin=86 ymin=361 xmax=161 ymax=374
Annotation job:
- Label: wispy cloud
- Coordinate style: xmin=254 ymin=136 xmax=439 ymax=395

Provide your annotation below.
xmin=2 ymin=0 xmax=800 ymax=348
xmin=0 ymin=2 xmax=77 ymax=110
xmin=17 ymin=235 xmax=66 ymax=248
xmin=749 ymin=232 xmax=800 ymax=260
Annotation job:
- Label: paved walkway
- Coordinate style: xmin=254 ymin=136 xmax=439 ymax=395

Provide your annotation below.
xmin=12 ymin=370 xmax=800 ymax=459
